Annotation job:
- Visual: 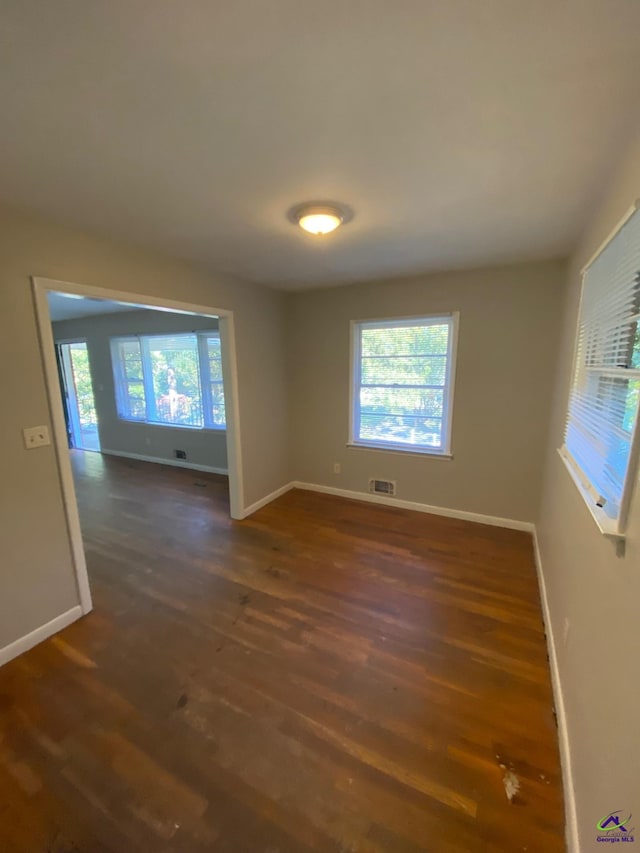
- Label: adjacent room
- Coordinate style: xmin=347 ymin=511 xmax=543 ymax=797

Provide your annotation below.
xmin=48 ymin=292 xmax=229 ymax=477
xmin=45 ymin=291 xmax=234 ymax=596
xmin=1 ymin=3 xmax=639 ymax=852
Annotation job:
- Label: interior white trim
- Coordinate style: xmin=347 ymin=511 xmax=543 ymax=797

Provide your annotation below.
xmin=293 ymin=481 xmax=534 ymax=531
xmin=33 ymin=284 xmax=93 ymax=614
xmin=346 ymin=442 xmax=453 ymax=459
xmin=557 ymin=448 xmax=623 ymax=540
xmin=218 ymin=311 xmax=244 ymax=515
xmin=241 ymin=478 xmax=534 ymax=531
xmin=349 ymin=312 xmax=459 ymax=457
xmin=0 ymin=606 xmax=83 ymax=668
xmin=532 ymin=530 xmax=579 ymax=853
xmin=241 ymin=481 xmax=295 ymax=518
xmin=31 ymin=276 xmax=245 ymax=622
xmin=101 ymin=448 xmax=228 ymax=476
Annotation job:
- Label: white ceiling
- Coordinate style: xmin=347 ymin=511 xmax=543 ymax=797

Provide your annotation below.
xmin=47 ymin=292 xmax=140 ymax=322
xmin=2 ymin=1 xmax=640 ymax=290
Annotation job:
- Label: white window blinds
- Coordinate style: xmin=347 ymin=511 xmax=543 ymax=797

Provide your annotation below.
xmin=563 ymin=205 xmax=640 ymax=532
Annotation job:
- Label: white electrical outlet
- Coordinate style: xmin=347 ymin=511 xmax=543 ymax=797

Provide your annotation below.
xmin=23 ymin=425 xmax=51 ymax=449
xmin=333 ymin=463 xmax=341 ymax=474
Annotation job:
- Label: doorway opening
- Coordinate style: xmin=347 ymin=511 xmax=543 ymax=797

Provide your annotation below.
xmin=32 ymin=276 xmax=244 ymax=617
xmin=57 ymin=341 xmax=101 ymax=451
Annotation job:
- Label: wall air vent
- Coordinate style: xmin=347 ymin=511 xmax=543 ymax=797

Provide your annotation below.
xmin=368 ymin=478 xmax=396 ymax=497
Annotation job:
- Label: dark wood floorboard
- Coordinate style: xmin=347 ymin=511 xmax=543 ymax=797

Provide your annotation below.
xmin=0 ymin=450 xmax=564 ymax=852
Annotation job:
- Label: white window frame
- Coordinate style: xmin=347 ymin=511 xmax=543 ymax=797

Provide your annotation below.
xmin=559 ymin=201 xmax=640 ymax=540
xmin=111 ymin=330 xmax=226 ymax=431
xmin=349 ymin=313 xmax=459 ymax=457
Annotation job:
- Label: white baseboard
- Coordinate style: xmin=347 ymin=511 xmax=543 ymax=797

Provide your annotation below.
xmin=239 ymin=478 xmax=534 ymax=531
xmin=241 ymin=481 xmax=295 ymax=518
xmin=101 ymin=448 xmax=228 ymax=476
xmin=532 ymin=530 xmax=579 ymax=853
xmin=292 ymin=481 xmax=535 ymax=532
xmin=0 ymin=605 xmax=83 ymax=668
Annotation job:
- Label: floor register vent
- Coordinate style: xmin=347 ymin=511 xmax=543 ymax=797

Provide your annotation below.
xmin=369 ymin=478 xmax=396 ymax=497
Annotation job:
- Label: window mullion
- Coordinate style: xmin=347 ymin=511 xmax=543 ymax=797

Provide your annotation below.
xmin=140 ymin=336 xmax=156 ymax=422
xmin=111 ymin=340 xmax=125 ymax=418
xmin=198 ymin=333 xmax=213 ymax=428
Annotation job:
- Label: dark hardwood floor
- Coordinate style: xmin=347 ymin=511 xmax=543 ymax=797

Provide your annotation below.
xmin=0 ymin=451 xmax=564 ymax=852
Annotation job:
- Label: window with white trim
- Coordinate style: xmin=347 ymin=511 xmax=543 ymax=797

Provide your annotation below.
xmin=111 ymin=331 xmax=226 ymax=430
xmin=351 ymin=315 xmax=457 ymax=455
xmin=562 ymin=204 xmax=640 ymax=535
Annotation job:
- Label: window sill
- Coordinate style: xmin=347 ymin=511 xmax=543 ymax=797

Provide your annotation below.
xmin=347 ymin=441 xmax=453 ymax=460
xmin=557 ymin=448 xmax=624 ymax=540
xmin=117 ymin=418 xmax=226 ymax=433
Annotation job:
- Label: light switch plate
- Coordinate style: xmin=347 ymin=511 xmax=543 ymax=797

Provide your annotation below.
xmin=23 ymin=425 xmax=50 ymax=449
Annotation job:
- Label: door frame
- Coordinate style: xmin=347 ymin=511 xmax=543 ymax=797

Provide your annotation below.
xmin=32 ymin=276 xmax=245 ymax=616
xmin=57 ymin=339 xmax=99 ymax=451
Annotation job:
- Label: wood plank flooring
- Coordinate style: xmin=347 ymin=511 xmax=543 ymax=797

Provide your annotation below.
xmin=0 ymin=451 xmax=564 ymax=852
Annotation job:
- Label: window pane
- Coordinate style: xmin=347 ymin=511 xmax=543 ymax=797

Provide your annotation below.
xmin=361 ymin=355 xmax=447 ymax=386
xmin=360 ymin=413 xmax=443 ymax=448
xmin=210 ymin=381 xmax=226 ymax=426
xmin=122 ymin=345 xmax=144 ymax=380
xmin=209 ymin=357 xmax=223 ymax=382
xmin=207 ymin=335 xmax=223 ymax=380
xmin=361 ymin=323 xmax=449 ymax=357
xmin=360 ymin=387 xmax=444 ymax=419
xmin=207 ymin=336 xmax=226 ymax=426
xmin=631 ymin=322 xmax=640 ymax=369
xmin=115 ymin=340 xmax=146 ymax=420
xmin=147 ymin=335 xmax=203 ymax=427
xmin=126 ymin=381 xmax=146 ymax=420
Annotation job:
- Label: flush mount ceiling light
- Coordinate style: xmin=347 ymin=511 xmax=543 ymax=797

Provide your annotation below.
xmin=290 ymin=203 xmax=349 ymax=236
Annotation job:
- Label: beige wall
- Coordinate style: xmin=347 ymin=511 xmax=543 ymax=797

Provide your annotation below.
xmin=0 ymin=204 xmax=290 ymax=650
xmin=287 ymin=260 xmax=565 ymax=522
xmin=53 ymin=310 xmax=227 ymax=471
xmin=537 ymin=133 xmax=640 ymax=851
